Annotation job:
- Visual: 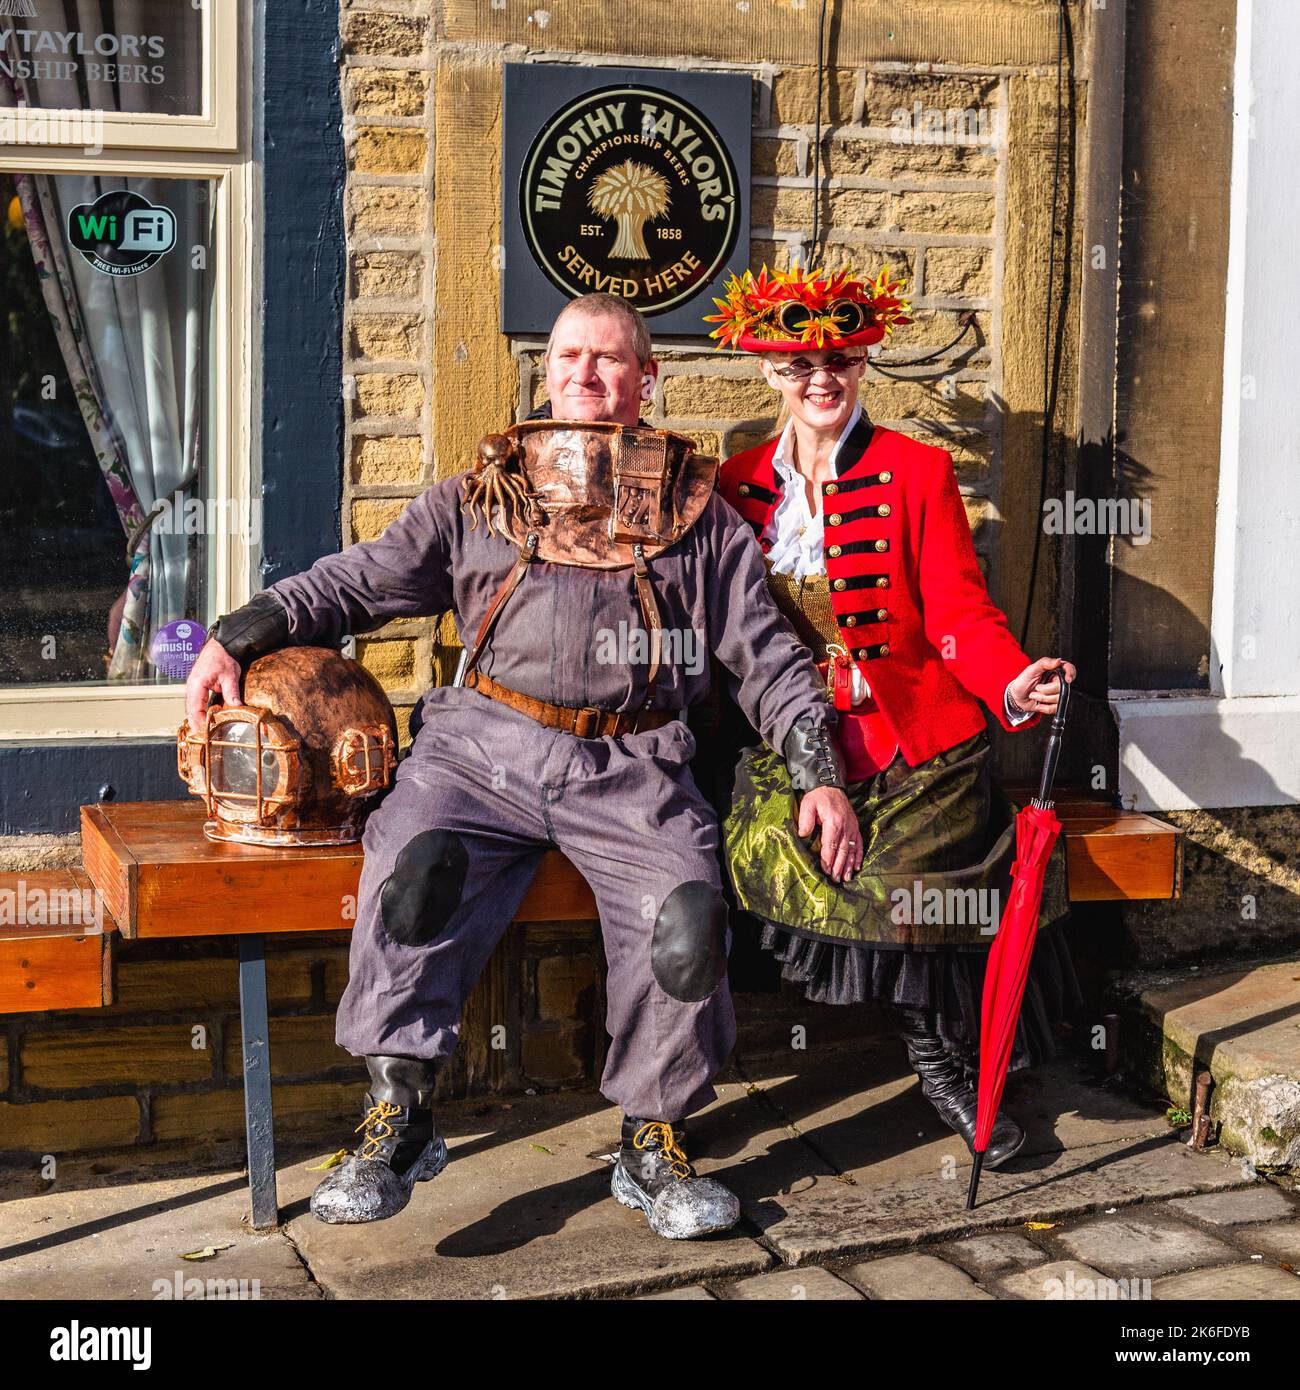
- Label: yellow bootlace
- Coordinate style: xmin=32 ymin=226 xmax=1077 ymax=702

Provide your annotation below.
xmin=632 ymin=1121 xmax=695 ymax=1180
xmin=355 ymin=1099 xmax=403 ymax=1161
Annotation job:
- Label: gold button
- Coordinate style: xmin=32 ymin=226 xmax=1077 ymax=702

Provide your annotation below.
xmin=880 ymin=471 xmax=892 ymax=483
xmin=828 ymin=544 xmax=842 ymax=558
xmin=878 ymin=504 xmax=891 ymax=517
xmin=825 ymin=483 xmax=839 ymax=496
xmin=844 ymin=615 xmax=857 ymax=626
xmin=875 ymin=539 xmax=888 ymax=552
xmin=876 ymin=577 xmax=889 ymax=588
xmin=856 ymin=648 xmax=867 ymax=659
xmin=877 ymin=608 xmax=888 ymax=621
xmin=833 ymin=578 xmax=846 ymax=591
xmin=880 ymin=644 xmax=890 ymax=657
xmin=738 ymin=483 xmax=750 ymax=495
xmin=828 ymin=513 xmax=842 ymax=526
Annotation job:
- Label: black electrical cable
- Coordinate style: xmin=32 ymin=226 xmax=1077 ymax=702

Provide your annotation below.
xmin=867 ymin=311 xmax=979 ymax=378
xmin=1019 ymin=0 xmax=1070 ymax=649
xmin=809 ymin=0 xmax=829 ymax=263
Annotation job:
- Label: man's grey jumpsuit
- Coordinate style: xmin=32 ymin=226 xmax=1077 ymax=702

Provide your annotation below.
xmin=263 ymin=473 xmax=833 ymax=1121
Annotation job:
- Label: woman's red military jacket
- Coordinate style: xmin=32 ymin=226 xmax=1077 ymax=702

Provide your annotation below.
xmin=719 ymin=414 xmax=1039 ymax=766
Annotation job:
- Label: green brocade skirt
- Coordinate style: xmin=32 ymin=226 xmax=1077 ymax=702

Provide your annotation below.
xmin=722 ymin=728 xmax=1077 ymax=1066
xmin=725 ymin=729 xmax=1069 ymax=948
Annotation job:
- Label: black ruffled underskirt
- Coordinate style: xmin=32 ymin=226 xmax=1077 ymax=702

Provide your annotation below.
xmin=756 ymin=916 xmax=1082 ymax=1073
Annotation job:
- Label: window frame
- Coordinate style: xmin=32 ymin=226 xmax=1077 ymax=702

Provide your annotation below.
xmin=0 ymin=9 xmax=254 ymax=739
xmin=0 ymin=1 xmax=239 ymax=152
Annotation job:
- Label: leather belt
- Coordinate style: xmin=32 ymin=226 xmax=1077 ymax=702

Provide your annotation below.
xmin=464 ymin=670 xmax=676 ymax=739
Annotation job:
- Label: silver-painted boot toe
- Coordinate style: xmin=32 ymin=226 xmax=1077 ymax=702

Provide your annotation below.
xmin=611 ymin=1118 xmax=740 ymax=1240
xmin=310 ymin=1135 xmax=447 ymax=1224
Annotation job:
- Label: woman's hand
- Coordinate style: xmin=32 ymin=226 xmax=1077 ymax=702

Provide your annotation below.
xmin=1008 ymin=657 xmax=1077 ymax=717
xmin=797 ymin=786 xmax=864 ymax=883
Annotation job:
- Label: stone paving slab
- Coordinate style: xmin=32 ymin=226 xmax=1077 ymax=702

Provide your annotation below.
xmin=839 ymin=1252 xmax=992 ymax=1299
xmin=1152 ymin=1263 xmax=1300 ymax=1299
xmin=747 ymin=1133 xmax=1252 ymax=1266
xmin=283 ymin=1083 xmax=780 ymax=1300
xmin=0 ymin=1163 xmax=317 ymax=1301
xmin=936 ymin=1230 xmax=1050 ymax=1281
xmin=742 ymin=1045 xmax=1173 ymax=1197
xmin=997 ymin=1258 xmax=1109 ymax=1300
xmin=636 ymin=1284 xmax=716 ymax=1300
xmin=1051 ymin=1210 xmax=1239 ymax=1280
xmin=1231 ymin=1221 xmax=1300 ymax=1265
xmin=1166 ymin=1185 xmax=1298 ymax=1226
xmin=723 ymin=1265 xmax=864 ymax=1300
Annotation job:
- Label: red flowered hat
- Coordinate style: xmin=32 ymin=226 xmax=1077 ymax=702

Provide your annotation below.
xmin=705 ymin=264 xmax=912 ymax=353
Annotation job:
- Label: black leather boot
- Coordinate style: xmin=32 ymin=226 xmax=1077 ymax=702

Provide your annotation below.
xmin=610 ymin=1116 xmax=740 ymax=1239
xmin=310 ymin=1055 xmax=448 ymax=1224
xmin=891 ymin=1006 xmax=1025 ymax=1169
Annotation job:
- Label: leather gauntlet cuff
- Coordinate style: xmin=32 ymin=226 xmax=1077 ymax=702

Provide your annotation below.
xmin=208 ymin=591 xmax=291 ymax=670
xmin=783 ymin=714 xmax=847 ymax=792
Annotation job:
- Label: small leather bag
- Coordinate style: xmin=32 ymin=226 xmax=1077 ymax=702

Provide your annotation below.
xmin=816 ymin=644 xmax=900 ymax=781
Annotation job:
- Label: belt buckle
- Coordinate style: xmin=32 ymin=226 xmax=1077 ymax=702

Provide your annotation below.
xmin=572 ymin=706 xmax=602 ymax=738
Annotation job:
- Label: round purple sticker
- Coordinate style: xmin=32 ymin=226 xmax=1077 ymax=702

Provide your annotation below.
xmin=151 ymin=619 xmax=208 ymax=680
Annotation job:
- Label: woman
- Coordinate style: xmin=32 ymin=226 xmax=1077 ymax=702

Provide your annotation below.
xmin=705 ymin=265 xmax=1080 ymax=1168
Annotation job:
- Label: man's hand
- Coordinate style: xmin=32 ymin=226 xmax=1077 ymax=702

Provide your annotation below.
xmin=184 ymin=639 xmax=243 ymax=729
xmin=1008 ymin=656 xmax=1076 ymax=718
xmin=797 ymin=786 xmax=863 ymax=884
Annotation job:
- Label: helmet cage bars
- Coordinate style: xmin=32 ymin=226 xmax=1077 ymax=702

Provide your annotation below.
xmin=178 ymin=704 xmax=396 ymax=844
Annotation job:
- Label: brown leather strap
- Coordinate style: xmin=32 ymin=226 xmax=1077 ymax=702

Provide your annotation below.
xmin=462 ymin=531 xmax=538 ymax=680
xmin=631 ymin=542 xmax=663 ymax=704
xmin=464 ymin=670 xmax=676 ymax=740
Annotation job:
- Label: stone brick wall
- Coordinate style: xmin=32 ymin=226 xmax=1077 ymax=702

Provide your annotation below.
xmin=1 ymin=919 xmax=604 ymax=1160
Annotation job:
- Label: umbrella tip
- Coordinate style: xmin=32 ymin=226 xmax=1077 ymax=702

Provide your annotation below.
xmin=966 ymin=1152 xmax=985 ymax=1210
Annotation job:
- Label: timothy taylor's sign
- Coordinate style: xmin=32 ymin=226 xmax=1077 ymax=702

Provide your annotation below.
xmin=502 ymin=64 xmax=750 ymax=335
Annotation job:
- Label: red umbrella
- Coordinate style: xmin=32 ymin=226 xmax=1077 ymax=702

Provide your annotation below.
xmin=967 ymin=677 xmax=1072 ymax=1209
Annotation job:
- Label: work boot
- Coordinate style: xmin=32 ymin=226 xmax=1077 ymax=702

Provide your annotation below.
xmin=310 ymin=1055 xmax=448 ymax=1224
xmin=891 ymin=1005 xmax=1026 ymax=1169
xmin=610 ymin=1116 xmax=740 ymax=1240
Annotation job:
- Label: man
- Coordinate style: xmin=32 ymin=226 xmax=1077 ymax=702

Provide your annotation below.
xmin=185 ymin=293 xmax=856 ymax=1239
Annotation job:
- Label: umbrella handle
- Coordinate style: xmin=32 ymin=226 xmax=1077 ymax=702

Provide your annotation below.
xmin=1035 ymin=671 xmax=1072 ymax=806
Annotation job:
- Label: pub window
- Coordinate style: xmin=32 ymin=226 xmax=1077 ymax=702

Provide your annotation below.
xmin=0 ymin=0 xmax=251 ymax=739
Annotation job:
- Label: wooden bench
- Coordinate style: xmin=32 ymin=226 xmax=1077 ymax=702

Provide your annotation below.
xmin=0 ymin=869 xmax=114 ymax=1014
xmin=6 ymin=791 xmax=1183 ymax=1228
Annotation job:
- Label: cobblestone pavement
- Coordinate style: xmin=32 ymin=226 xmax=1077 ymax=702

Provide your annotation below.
xmin=640 ymin=1182 xmax=1300 ymax=1300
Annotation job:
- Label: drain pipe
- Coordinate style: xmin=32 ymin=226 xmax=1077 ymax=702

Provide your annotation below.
xmin=1189 ymin=1068 xmax=1215 ymax=1151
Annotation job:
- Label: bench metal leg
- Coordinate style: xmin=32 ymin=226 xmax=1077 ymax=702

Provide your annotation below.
xmin=238 ymin=934 xmax=278 ymax=1229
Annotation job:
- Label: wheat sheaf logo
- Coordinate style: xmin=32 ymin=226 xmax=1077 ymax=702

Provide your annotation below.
xmin=588 ymin=161 xmax=671 ymax=260
xmin=520 ymin=83 xmax=739 ymax=316
xmin=0 ymin=0 xmax=38 ymax=16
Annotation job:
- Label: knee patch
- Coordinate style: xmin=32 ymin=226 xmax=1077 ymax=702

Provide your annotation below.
xmin=651 ymin=880 xmax=728 ymax=1003
xmin=379 ymin=829 xmax=469 ymax=948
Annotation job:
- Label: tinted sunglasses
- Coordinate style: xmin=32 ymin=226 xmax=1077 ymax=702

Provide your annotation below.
xmin=771 ymin=353 xmax=865 ymax=381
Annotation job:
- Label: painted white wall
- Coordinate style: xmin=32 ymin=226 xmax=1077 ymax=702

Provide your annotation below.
xmin=1114 ymin=0 xmax=1300 ymax=811
xmin=1209 ymin=0 xmax=1300 ymax=700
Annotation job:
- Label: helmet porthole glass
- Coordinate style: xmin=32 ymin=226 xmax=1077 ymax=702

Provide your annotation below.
xmin=204 ymin=710 xmax=299 ymax=824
